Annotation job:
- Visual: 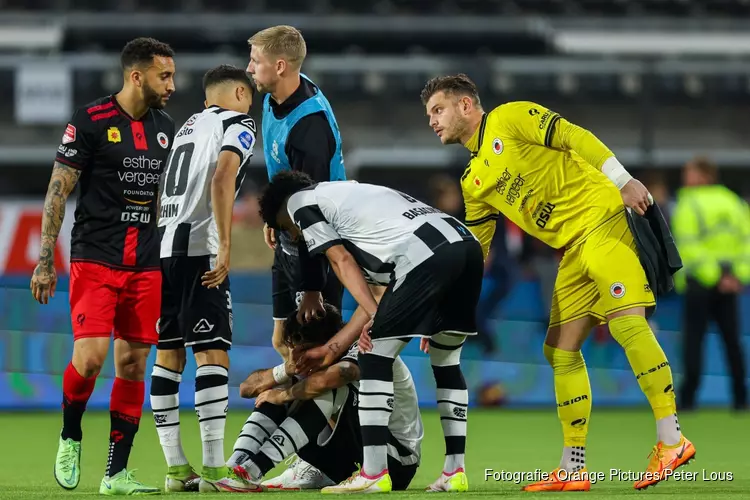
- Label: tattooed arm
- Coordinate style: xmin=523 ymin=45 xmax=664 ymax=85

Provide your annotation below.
xmin=239 ymin=356 xmax=297 ymax=398
xmin=294 ymin=285 xmax=386 ymax=374
xmin=31 ymin=162 xmax=81 ymax=304
xmin=239 ymin=368 xmax=276 ymax=399
xmin=255 ymin=361 xmax=360 ymax=406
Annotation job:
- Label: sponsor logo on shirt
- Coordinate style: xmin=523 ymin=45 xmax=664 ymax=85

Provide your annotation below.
xmin=494 ymin=168 xmax=512 ymax=195
xmin=505 ymin=173 xmax=525 ymax=207
xmin=62 ymin=124 xmax=76 ymax=144
xmin=57 ymin=145 xmax=77 ymax=158
xmin=518 ymin=188 xmax=535 ymax=213
xmin=107 ymin=127 xmax=121 ymax=143
xmin=238 ymin=131 xmax=253 ymax=150
xmin=534 ymin=202 xmax=556 ymax=229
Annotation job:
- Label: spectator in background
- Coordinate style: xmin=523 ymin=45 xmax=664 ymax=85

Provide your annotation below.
xmin=642 ymin=171 xmax=674 ymax=225
xmin=428 ymin=173 xmax=463 ymax=219
xmin=671 ymin=156 xmax=749 ymax=411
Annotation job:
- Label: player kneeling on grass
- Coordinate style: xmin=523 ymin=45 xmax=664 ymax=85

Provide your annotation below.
xmin=217 ymin=304 xmax=423 ymax=493
xmin=259 ymin=172 xmax=480 ymax=493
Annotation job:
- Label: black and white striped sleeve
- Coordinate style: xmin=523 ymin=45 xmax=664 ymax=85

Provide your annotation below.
xmin=287 ymin=190 xmax=343 ymax=256
xmin=220 ymin=113 xmax=256 ymax=164
xmin=340 ymin=341 xmax=359 ymax=365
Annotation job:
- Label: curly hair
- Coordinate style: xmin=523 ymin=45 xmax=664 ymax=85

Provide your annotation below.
xmin=120 ymin=37 xmax=175 ymax=70
xmin=258 ymin=170 xmax=315 ymax=229
xmin=282 ymin=303 xmax=345 ymax=349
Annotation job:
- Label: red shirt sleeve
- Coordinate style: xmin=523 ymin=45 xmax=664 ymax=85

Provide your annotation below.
xmin=55 ymin=108 xmax=97 ymax=170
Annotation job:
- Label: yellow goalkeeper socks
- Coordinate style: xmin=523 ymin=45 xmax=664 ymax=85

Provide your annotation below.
xmin=544 ymin=344 xmax=592 ymax=448
xmin=608 ymin=315 xmax=681 ymax=444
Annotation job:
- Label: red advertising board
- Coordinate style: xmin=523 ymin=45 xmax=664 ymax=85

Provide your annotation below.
xmin=0 ymin=202 xmax=73 ymax=274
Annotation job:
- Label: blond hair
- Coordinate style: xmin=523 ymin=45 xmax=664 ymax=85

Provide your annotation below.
xmin=248 ymin=25 xmax=307 ymax=71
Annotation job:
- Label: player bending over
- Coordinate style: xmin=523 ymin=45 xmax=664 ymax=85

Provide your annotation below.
xmin=217 ymin=304 xmax=422 ymax=492
xmin=259 ymin=172 xmax=481 ymax=493
xmin=32 ymin=38 xmax=176 ymax=495
xmin=421 ymin=74 xmax=694 ymax=491
xmin=149 ymin=65 xmax=256 ymax=492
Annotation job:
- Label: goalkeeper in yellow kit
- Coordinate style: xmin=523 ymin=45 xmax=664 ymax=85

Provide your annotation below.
xmin=421 ymin=74 xmax=695 ymax=492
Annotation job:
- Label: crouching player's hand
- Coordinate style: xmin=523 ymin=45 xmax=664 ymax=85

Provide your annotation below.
xmin=420 ymin=337 xmax=430 ymax=353
xmin=255 ymin=388 xmax=289 ymax=407
xmin=358 ymin=328 xmax=372 ymax=353
xmin=294 ymin=345 xmax=330 ymax=374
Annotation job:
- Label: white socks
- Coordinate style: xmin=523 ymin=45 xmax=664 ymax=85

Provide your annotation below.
xmin=657 ymin=414 xmax=682 ymax=446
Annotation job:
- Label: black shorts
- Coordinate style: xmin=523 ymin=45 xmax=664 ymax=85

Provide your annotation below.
xmin=158 ymin=256 xmax=232 ymax=352
xmin=272 ymin=246 xmax=343 ymax=320
xmin=296 ymin=388 xmax=418 ymax=490
xmin=370 ymin=239 xmax=484 ymax=340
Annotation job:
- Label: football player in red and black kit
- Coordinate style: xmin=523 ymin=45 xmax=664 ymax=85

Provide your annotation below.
xmin=30 ymin=37 xmax=176 ymax=495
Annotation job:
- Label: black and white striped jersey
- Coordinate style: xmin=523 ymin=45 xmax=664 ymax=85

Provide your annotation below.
xmin=159 ymin=105 xmax=256 ymax=257
xmin=287 ymin=181 xmax=477 ymax=285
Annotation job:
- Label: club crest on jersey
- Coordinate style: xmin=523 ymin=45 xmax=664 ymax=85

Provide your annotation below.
xmin=157 ymin=132 xmax=169 ymax=149
xmin=62 ymin=124 xmax=76 ymax=144
xmin=107 ymin=127 xmax=121 ymax=143
xmin=610 ymin=282 xmax=626 ymax=298
xmin=492 ymin=138 xmax=504 ymax=155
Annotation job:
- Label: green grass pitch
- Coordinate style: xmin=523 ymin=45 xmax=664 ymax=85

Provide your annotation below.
xmin=1 ymin=408 xmax=747 ymax=499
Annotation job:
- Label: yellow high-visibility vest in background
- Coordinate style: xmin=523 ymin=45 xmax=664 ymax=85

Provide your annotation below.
xmin=671 ymin=184 xmax=750 ymax=292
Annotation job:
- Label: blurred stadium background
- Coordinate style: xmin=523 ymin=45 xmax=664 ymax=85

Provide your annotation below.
xmin=0 ymin=0 xmax=749 ymax=416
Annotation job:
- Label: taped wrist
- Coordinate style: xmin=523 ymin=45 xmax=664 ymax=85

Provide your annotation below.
xmin=272 ymin=364 xmax=290 ymax=384
xmin=601 ymin=157 xmax=633 ymax=190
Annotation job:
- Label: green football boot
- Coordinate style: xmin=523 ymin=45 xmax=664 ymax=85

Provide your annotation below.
xmin=99 ymin=469 xmax=160 ymax=495
xmin=54 ymin=436 xmax=82 ymax=490
xmin=199 ymin=465 xmax=229 ymax=492
xmin=164 ymin=464 xmax=200 ymax=492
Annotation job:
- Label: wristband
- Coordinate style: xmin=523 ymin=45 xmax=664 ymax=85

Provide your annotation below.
xmin=601 ymin=157 xmax=633 ymax=190
xmin=272 ymin=363 xmax=290 ymax=384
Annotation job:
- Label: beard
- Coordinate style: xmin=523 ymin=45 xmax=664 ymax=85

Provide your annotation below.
xmin=254 ymin=81 xmax=271 ymax=94
xmin=253 ymin=75 xmax=277 ymax=95
xmin=143 ymin=81 xmax=165 ymax=109
xmin=443 ymin=117 xmax=468 ymax=145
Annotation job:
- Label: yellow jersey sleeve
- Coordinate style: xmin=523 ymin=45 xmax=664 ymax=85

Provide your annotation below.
xmin=460 ymin=168 xmax=499 ymax=260
xmin=495 ymin=101 xmax=614 ymax=170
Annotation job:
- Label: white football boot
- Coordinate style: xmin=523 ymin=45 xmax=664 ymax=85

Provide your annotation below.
xmin=262 ymin=455 xmax=335 ymax=490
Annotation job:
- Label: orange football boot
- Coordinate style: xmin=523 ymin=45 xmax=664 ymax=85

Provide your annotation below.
xmin=634 ymin=436 xmax=696 ymax=490
xmin=522 ymin=468 xmax=592 ymax=492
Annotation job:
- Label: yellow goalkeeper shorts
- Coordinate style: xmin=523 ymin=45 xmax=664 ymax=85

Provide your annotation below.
xmin=549 ymin=210 xmax=655 ymax=327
